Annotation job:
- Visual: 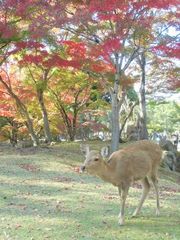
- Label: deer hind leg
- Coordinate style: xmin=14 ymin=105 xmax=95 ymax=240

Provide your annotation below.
xmin=132 ymin=177 xmax=150 ymax=217
xmin=150 ymin=175 xmax=160 ymax=216
xmin=118 ymin=184 xmax=129 ymax=226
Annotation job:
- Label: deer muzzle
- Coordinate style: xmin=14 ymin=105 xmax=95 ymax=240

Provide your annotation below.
xmin=80 ymin=165 xmax=86 ymax=173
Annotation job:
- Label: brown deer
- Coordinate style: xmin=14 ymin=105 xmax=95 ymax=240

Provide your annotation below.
xmin=80 ymin=140 xmax=162 ymax=225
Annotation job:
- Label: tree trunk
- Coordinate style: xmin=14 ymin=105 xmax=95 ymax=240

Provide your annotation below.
xmin=111 ymin=92 xmax=120 ymax=152
xmin=37 ymin=89 xmax=52 ymax=143
xmin=138 ymin=52 xmax=148 ymax=140
xmin=25 ymin=115 xmax=39 ymax=146
xmin=9 ymin=119 xmax=18 ymax=146
xmin=71 ymin=109 xmax=78 ymax=141
xmin=16 ymin=99 xmax=39 ymax=146
xmin=60 ymin=106 xmax=77 ymax=141
xmin=56 ymin=102 xmax=75 ymax=141
xmin=110 ymin=69 xmax=121 ymax=152
xmin=14 ymin=98 xmax=39 ymax=146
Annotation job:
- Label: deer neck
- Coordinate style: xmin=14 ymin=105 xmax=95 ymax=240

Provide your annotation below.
xmin=97 ymin=161 xmax=115 ymax=185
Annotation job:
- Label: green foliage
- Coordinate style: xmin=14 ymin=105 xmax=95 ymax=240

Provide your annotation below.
xmin=147 ymin=101 xmax=180 ymax=133
xmin=0 ymin=117 xmax=11 ymax=141
xmin=0 ymin=116 xmax=8 ymax=128
xmin=127 ymin=87 xmax=139 ymax=102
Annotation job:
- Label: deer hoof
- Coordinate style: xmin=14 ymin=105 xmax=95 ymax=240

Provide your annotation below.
xmin=132 ymin=210 xmax=138 ymax=218
xmin=118 ymin=218 xmax=125 ymax=226
xmin=156 ymin=209 xmax=160 ymax=216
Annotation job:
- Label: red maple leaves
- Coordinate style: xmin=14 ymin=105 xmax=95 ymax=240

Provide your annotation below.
xmin=152 ymin=43 xmax=180 ymax=59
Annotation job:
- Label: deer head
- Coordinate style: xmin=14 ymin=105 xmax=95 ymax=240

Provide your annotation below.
xmin=80 ymin=144 xmax=110 ymax=175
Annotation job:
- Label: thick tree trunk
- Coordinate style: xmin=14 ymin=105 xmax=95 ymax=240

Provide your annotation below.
xmin=111 ymin=90 xmax=120 ymax=152
xmin=138 ymin=52 xmax=148 ymax=140
xmin=110 ymin=69 xmax=122 ymax=152
xmin=37 ymin=90 xmax=52 ymax=143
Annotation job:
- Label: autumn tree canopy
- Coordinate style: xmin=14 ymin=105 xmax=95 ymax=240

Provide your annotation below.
xmin=0 ymin=0 xmax=179 ymax=147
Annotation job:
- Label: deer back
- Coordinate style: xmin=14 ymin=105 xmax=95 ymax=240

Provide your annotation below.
xmin=107 ymin=140 xmax=162 ymax=182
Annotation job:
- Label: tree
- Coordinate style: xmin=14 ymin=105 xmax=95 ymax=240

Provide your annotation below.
xmin=19 ymin=49 xmax=53 ymax=143
xmin=0 ymin=85 xmax=19 ymax=145
xmin=0 ymin=0 xmax=69 ymax=66
xmin=0 ymin=70 xmax=39 ymax=146
xmin=0 ymin=0 xmax=179 ymax=147
xmin=15 ymin=38 xmax=86 ymax=142
xmin=48 ymin=69 xmax=96 ymax=141
xmin=147 ymin=101 xmax=180 ymax=134
xmin=65 ymin=0 xmax=179 ymax=151
xmin=125 ymin=2 xmax=179 ymax=140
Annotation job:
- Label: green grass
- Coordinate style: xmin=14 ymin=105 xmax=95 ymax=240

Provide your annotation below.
xmin=0 ymin=141 xmax=180 ymax=240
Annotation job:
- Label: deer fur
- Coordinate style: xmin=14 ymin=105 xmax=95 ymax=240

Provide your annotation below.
xmin=80 ymin=140 xmax=162 ymax=225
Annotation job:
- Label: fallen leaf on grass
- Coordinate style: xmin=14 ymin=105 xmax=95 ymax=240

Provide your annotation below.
xmin=74 ymin=166 xmax=80 ymax=173
xmin=15 ymin=224 xmax=22 ymax=230
xmin=103 ymin=195 xmax=118 ymax=200
xmin=160 ymin=186 xmax=179 ymax=193
xmin=53 ymin=175 xmax=73 ymax=183
xmin=8 ymin=203 xmax=27 ymax=210
xmin=18 ymin=163 xmax=40 ymax=172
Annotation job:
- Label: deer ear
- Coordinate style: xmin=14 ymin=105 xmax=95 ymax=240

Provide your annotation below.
xmin=80 ymin=143 xmax=90 ymax=156
xmin=100 ymin=146 xmax=110 ymax=158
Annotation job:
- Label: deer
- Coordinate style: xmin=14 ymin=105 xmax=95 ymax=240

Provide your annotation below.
xmin=80 ymin=140 xmax=162 ymax=226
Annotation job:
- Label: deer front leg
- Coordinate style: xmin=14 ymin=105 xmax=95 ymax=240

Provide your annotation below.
xmin=118 ymin=185 xmax=129 ymax=226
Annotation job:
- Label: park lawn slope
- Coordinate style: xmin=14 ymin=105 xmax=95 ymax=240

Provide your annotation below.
xmin=0 ymin=142 xmax=180 ymax=240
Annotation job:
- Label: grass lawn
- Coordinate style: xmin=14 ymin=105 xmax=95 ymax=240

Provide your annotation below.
xmin=0 ymin=141 xmax=180 ymax=240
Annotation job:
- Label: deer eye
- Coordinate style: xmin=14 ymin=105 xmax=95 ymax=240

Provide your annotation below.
xmin=94 ymin=158 xmax=99 ymax=161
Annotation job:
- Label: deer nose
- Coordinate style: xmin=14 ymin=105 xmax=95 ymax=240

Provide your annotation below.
xmin=80 ymin=165 xmax=86 ymax=172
